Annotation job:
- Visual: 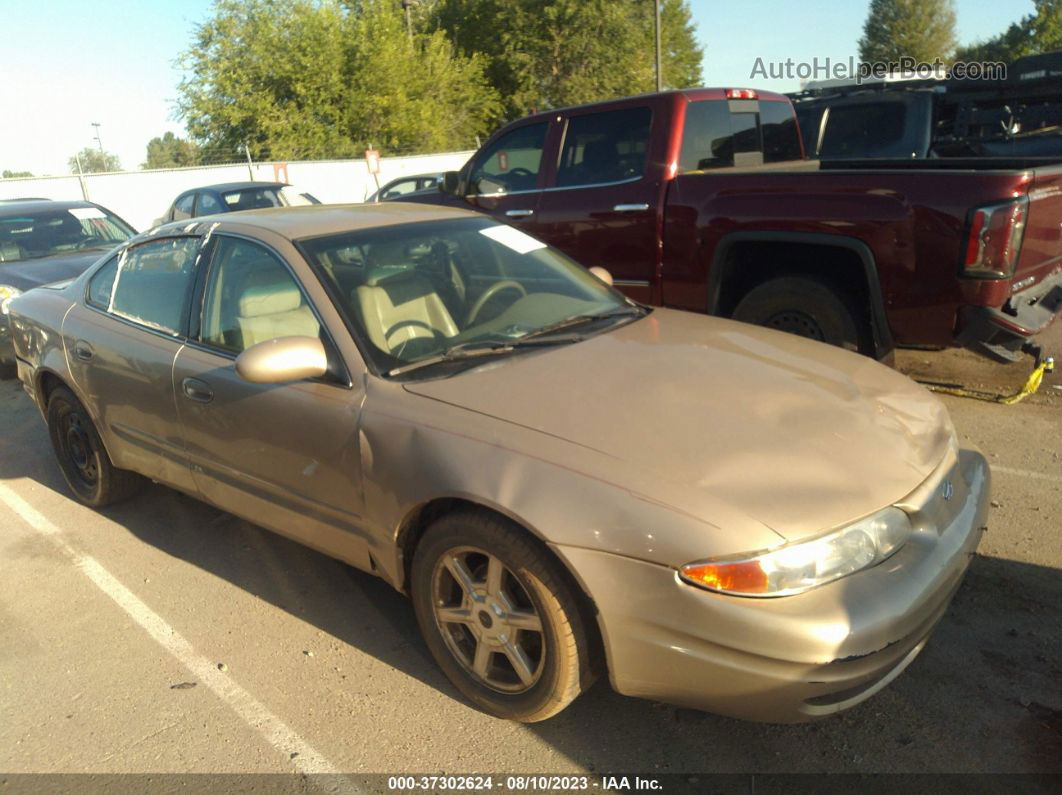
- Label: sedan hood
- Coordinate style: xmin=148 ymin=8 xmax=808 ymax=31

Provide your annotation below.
xmin=0 ymin=249 xmax=111 ymax=291
xmin=404 ymin=309 xmax=954 ymax=542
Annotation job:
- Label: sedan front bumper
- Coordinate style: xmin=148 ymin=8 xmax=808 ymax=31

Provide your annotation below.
xmin=555 ymin=447 xmax=990 ymax=723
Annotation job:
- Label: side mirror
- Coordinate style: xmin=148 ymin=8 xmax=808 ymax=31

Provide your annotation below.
xmin=588 ymin=266 xmax=613 ymax=286
xmin=235 ymin=336 xmax=328 ymax=384
xmin=440 ymin=171 xmax=460 ymax=195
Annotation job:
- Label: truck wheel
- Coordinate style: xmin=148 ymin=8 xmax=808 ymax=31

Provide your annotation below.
xmin=411 ymin=509 xmax=595 ymax=722
xmin=732 ymin=276 xmax=861 ymax=352
xmin=46 ymin=386 xmax=144 ymax=508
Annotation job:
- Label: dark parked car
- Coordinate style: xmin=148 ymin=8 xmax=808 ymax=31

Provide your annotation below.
xmin=789 ymin=52 xmax=1062 ymax=160
xmin=1 ymin=199 xmax=136 ymax=370
xmin=367 ymin=173 xmax=443 ymax=202
xmin=153 ymin=181 xmax=321 ymax=227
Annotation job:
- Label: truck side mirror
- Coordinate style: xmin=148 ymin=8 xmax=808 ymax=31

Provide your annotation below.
xmin=441 ymin=171 xmax=460 ymax=195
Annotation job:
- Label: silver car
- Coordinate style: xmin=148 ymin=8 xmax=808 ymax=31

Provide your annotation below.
xmin=7 ymin=203 xmax=989 ymax=722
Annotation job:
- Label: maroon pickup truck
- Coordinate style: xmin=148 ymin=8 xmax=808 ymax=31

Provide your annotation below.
xmin=404 ymin=88 xmax=1062 ymax=363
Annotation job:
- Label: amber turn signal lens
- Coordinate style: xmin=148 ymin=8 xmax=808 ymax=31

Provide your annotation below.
xmin=681 ymin=561 xmax=769 ymax=594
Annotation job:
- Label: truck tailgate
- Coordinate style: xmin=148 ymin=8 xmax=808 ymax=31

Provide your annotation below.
xmin=1016 ymin=165 xmax=1062 ymax=284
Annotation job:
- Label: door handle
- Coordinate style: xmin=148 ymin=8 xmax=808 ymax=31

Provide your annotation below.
xmin=73 ymin=341 xmax=94 ymax=361
xmin=612 ymin=203 xmax=650 ymax=213
xmin=505 ymin=209 xmax=534 ymax=218
xmin=181 ymin=377 xmax=214 ymax=404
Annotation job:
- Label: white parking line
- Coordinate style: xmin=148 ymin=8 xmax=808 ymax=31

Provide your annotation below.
xmin=0 ymin=482 xmax=357 ymax=790
xmin=993 ymin=465 xmax=1062 ymax=485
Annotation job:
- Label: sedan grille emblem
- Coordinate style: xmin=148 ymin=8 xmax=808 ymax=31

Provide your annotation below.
xmin=941 ymin=480 xmax=954 ymax=501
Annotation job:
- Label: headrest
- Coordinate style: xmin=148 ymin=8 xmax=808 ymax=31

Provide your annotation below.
xmin=238 ymin=283 xmax=302 ymax=317
xmin=583 ymin=138 xmax=618 ymax=167
xmin=363 ymin=266 xmax=420 ymax=288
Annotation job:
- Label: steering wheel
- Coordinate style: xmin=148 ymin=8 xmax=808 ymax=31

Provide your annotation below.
xmin=466 ymin=280 xmax=527 ymax=326
xmin=507 ymin=167 xmax=534 ymax=178
xmin=385 ymin=319 xmax=446 ymax=359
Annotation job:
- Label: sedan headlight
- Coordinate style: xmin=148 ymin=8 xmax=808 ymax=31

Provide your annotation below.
xmin=0 ymin=285 xmax=22 ymax=316
xmin=680 ymin=507 xmax=913 ymax=597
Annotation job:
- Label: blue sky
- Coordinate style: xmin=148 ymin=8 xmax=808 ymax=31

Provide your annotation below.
xmin=0 ymin=0 xmax=1035 ymax=176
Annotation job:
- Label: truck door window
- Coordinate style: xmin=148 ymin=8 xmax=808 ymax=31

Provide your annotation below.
xmin=556 ymin=107 xmax=652 ymax=188
xmin=761 ymin=102 xmax=803 ymax=161
xmin=468 ymin=123 xmax=548 ymax=195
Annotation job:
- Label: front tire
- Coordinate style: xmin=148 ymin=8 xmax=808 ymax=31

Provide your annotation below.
xmin=46 ymin=386 xmax=144 ymax=508
xmin=732 ymin=276 xmax=862 ymax=352
xmin=411 ymin=510 xmax=595 ymax=722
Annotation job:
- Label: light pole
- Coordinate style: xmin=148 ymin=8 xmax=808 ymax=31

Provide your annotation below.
xmin=91 ymin=122 xmax=103 ymax=153
xmin=654 ymin=0 xmax=662 ymax=92
xmin=401 ymin=0 xmax=413 ymax=44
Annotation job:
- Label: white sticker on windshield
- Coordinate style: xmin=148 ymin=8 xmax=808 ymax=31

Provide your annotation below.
xmin=69 ymin=207 xmax=106 ymax=220
xmin=479 ymin=224 xmax=546 ymax=254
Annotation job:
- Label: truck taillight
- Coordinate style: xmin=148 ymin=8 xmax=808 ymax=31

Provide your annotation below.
xmin=725 ymin=88 xmax=758 ymax=100
xmin=963 ymin=197 xmax=1028 ymax=279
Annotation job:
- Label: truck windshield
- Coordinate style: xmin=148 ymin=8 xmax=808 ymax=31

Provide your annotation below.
xmin=298 ymin=217 xmax=634 ymax=375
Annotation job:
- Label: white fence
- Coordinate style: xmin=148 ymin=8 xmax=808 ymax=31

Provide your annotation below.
xmin=0 ymin=150 xmax=474 ymax=232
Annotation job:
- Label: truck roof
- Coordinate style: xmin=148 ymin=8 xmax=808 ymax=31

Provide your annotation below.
xmin=518 ymin=87 xmax=792 ymax=124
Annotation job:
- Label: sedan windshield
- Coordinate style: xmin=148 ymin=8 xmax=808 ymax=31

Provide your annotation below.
xmin=221 ymin=186 xmax=320 ymax=211
xmin=298 ymin=217 xmax=637 ymax=374
xmin=0 ymin=206 xmax=134 ymax=261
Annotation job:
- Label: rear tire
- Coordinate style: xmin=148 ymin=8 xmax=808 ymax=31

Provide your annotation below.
xmin=411 ymin=509 xmax=595 ymax=722
xmin=46 ymin=386 xmax=144 ymax=508
xmin=732 ymin=276 xmax=862 ymax=352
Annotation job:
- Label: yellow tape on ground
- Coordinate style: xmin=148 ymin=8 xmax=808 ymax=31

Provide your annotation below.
xmin=920 ymin=359 xmax=1053 ymax=405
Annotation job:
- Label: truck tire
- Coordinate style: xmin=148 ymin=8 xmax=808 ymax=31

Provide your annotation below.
xmin=731 ymin=276 xmax=861 ymax=352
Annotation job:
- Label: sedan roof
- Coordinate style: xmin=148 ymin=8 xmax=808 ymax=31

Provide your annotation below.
xmin=153 ymin=202 xmax=480 ymax=242
xmin=0 ymin=199 xmax=104 ymax=218
xmin=192 ymin=181 xmax=290 ymax=193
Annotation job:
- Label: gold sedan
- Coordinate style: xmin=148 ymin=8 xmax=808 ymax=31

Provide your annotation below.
xmin=7 ymin=204 xmax=990 ymax=723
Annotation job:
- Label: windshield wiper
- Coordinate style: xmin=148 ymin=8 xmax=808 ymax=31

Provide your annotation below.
xmin=387 ymin=335 xmax=582 ymax=377
xmin=518 ymin=305 xmax=647 ymax=340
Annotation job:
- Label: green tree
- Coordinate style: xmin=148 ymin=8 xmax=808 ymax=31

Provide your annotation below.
xmin=68 ymin=148 xmax=122 ymax=174
xmin=2 ymin=170 xmax=33 ymax=178
xmin=177 ymin=0 xmax=499 ymax=160
xmin=858 ymin=0 xmax=958 ymax=64
xmin=431 ymin=0 xmax=703 ymax=120
xmin=957 ymin=0 xmax=1062 ymax=63
xmin=142 ymin=132 xmax=201 ymax=169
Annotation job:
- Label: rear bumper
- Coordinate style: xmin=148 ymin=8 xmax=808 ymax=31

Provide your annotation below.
xmin=957 ymin=268 xmax=1062 ymax=362
xmin=555 ymin=447 xmax=989 ymax=723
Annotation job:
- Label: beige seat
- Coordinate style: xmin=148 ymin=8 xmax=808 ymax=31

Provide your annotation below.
xmin=356 ymin=268 xmax=458 ymax=354
xmin=236 ymin=270 xmax=320 ymax=349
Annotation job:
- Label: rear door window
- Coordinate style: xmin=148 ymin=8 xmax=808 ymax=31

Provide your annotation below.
xmin=556 ymin=107 xmax=652 ymax=187
xmin=106 ymin=237 xmax=201 ymax=335
xmin=172 ymin=194 xmax=195 ymax=221
xmin=197 ymin=192 xmax=224 ymax=215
